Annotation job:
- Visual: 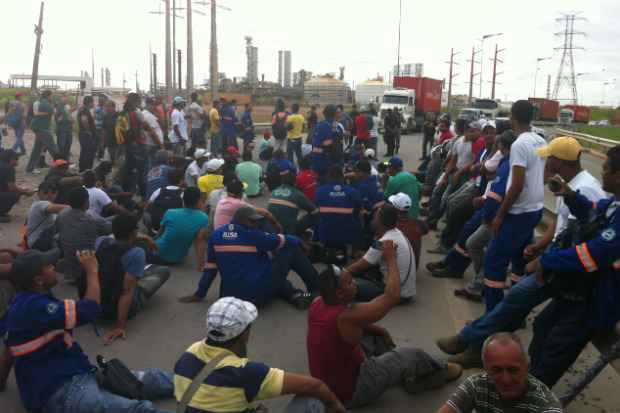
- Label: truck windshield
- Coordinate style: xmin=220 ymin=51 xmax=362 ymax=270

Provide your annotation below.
xmin=383 ymin=95 xmax=409 ymax=104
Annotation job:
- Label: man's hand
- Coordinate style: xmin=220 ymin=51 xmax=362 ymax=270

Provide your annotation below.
xmin=472 ymin=196 xmax=485 ymax=209
xmin=104 ymin=328 xmax=127 ymax=345
xmin=525 ymin=258 xmax=545 ymax=285
xmin=523 ymin=244 xmax=541 ymax=261
xmin=179 ymin=294 xmax=203 ymax=303
xmin=77 ymin=250 xmax=98 ymax=273
xmin=491 ymin=214 xmax=504 ymax=235
xmin=382 ymin=240 xmax=397 ymax=262
xmin=548 ymin=174 xmax=573 ymax=197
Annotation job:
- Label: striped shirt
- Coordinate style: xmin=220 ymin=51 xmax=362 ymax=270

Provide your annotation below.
xmin=174 ymin=341 xmax=284 ymax=413
xmin=446 ymin=373 xmax=563 ymax=413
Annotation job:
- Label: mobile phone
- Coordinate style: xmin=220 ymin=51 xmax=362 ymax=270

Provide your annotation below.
xmin=548 ymin=180 xmax=561 ymax=193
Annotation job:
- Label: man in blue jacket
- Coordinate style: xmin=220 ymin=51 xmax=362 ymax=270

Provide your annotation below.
xmin=312 ymin=105 xmax=343 ymax=183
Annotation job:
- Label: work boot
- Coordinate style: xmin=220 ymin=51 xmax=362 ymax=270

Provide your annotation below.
xmin=431 ymin=267 xmax=463 ymax=279
xmin=448 ymin=346 xmax=483 ymax=369
xmin=426 ymin=261 xmax=446 ymax=273
xmin=436 ymin=335 xmax=468 ymax=355
xmin=454 ymin=288 xmax=483 ymax=302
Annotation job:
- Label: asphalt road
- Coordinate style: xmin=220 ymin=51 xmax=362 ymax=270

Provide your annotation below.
xmin=0 ymin=132 xmax=618 ymax=413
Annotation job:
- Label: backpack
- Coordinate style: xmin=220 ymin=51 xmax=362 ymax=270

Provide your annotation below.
xmin=78 ymin=238 xmax=133 ymax=320
xmin=95 ymin=355 xmax=145 ymax=400
xmin=272 ymin=112 xmax=288 ymax=140
xmin=148 ymin=187 xmax=184 ymax=231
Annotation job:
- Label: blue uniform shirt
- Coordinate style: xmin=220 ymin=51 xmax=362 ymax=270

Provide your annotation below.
xmin=481 ymin=155 xmax=510 ymax=221
xmin=4 ymin=292 xmax=100 ymax=411
xmin=220 ymin=105 xmax=238 ymax=138
xmin=540 ymin=193 xmax=620 ymax=329
xmin=311 ymin=119 xmax=342 ymax=175
xmin=355 ymin=175 xmax=383 ymax=211
xmin=315 ymin=182 xmax=362 ymax=247
xmin=241 ymin=110 xmax=255 ymax=142
xmin=195 ymin=221 xmax=300 ymax=302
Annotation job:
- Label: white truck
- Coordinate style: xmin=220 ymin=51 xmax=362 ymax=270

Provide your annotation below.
xmin=379 ymin=88 xmax=416 ymax=132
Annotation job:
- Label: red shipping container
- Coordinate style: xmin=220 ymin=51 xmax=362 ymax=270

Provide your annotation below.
xmin=528 ymin=98 xmax=560 ymax=122
xmin=562 ymin=105 xmax=591 ymax=123
xmin=393 ymin=77 xmax=442 ymax=113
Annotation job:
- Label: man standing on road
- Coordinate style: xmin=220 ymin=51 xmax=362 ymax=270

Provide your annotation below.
xmin=54 ymin=94 xmax=74 ymax=161
xmin=209 ymin=100 xmax=222 ymax=155
xmin=306 ymin=105 xmax=319 ymax=144
xmin=287 ymin=103 xmax=305 ymax=165
xmin=240 ymin=103 xmax=255 ymax=153
xmin=433 ymin=333 xmax=562 ymax=413
xmin=187 ymin=92 xmax=206 ymax=149
xmin=94 ymin=95 xmax=107 ymax=160
xmin=169 ymin=96 xmax=188 ymax=156
xmin=421 ymin=113 xmax=437 ymax=160
xmin=220 ymin=99 xmax=239 ymax=150
xmin=77 ymin=96 xmax=97 ymax=172
xmin=26 ymin=90 xmax=60 ymax=174
xmin=6 ymin=92 xmax=27 ymax=155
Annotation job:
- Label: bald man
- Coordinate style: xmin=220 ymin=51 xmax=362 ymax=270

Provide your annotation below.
xmin=434 ymin=333 xmax=563 ymax=413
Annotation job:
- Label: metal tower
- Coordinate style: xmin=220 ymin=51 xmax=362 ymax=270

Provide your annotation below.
xmin=552 ymin=14 xmax=585 ymax=104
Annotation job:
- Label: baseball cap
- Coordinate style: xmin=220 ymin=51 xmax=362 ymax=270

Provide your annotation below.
xmin=364 ymin=148 xmax=375 ymax=158
xmin=206 ymin=297 xmax=258 ymax=342
xmin=483 ymin=120 xmax=496 ymax=130
xmin=388 ymin=193 xmax=412 ymax=211
xmin=467 ymin=120 xmax=482 ymax=130
xmin=194 ymin=148 xmax=208 ymax=159
xmin=205 ymin=158 xmax=225 ymax=172
xmin=173 ymin=96 xmax=186 ymax=105
xmin=53 ymin=159 xmax=68 ymax=168
xmin=537 ymin=136 xmax=582 ymax=161
xmin=226 ymin=146 xmax=240 ymax=157
xmin=388 ymin=156 xmax=403 ymax=169
xmin=233 ymin=206 xmax=263 ymax=222
xmin=12 ymin=249 xmax=61 ymax=280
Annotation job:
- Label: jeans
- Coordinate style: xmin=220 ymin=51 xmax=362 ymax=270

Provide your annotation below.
xmin=26 ymin=131 xmax=60 ymax=172
xmin=223 ymin=134 xmax=238 ymax=150
xmin=426 ymin=183 xmax=447 ymax=225
xmin=464 ymin=222 xmax=492 ymax=293
xmin=422 ymin=134 xmax=434 ymax=158
xmin=57 ymin=129 xmax=73 ymax=161
xmin=441 ymin=182 xmax=477 ymax=249
xmin=355 ymin=277 xmax=385 ymax=302
xmin=11 ymin=123 xmax=26 ymax=154
xmin=459 ymin=274 xmax=549 ymax=350
xmin=145 ymin=145 xmax=160 ymax=172
xmin=210 ymin=132 xmax=223 ymax=155
xmin=191 ymin=128 xmax=206 ymax=146
xmin=79 ymin=132 xmax=97 ymax=172
xmin=44 ymin=370 xmax=174 ymax=413
xmin=130 ymin=265 xmax=171 ymax=317
xmin=287 ymin=139 xmax=303 ymax=165
xmin=121 ymin=143 xmax=149 ymax=198
xmin=274 ymin=138 xmax=286 ymax=152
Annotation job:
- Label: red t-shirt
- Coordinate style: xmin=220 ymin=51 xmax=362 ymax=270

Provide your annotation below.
xmin=355 ymin=114 xmax=370 ymax=141
xmin=296 ymin=169 xmax=318 ymax=201
xmin=437 ymin=130 xmax=455 ymax=144
xmin=471 ymin=136 xmax=486 ymax=159
xmin=307 ymin=298 xmax=365 ymax=404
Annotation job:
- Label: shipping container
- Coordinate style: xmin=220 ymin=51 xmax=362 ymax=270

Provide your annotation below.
xmin=393 ymin=76 xmax=442 ymax=113
xmin=562 ymin=105 xmax=592 ymax=123
xmin=528 ymin=98 xmax=560 ymax=122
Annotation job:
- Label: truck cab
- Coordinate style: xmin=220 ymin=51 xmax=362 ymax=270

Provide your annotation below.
xmin=559 ymin=108 xmax=574 ymax=125
xmin=379 ymin=88 xmax=416 ymax=132
xmin=458 ymin=108 xmax=483 ymax=122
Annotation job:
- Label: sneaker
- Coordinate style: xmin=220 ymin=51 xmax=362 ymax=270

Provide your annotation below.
xmin=426 ymin=261 xmax=446 ymax=272
xmin=431 ymin=267 xmax=463 ymax=279
xmin=436 ymin=335 xmax=468 ymax=355
xmin=290 ymin=292 xmax=312 ymax=310
xmin=448 ymin=347 xmax=483 ymax=369
xmin=454 ymin=288 xmax=483 ymax=302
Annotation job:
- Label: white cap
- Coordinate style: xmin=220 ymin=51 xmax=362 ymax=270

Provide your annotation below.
xmin=388 ymin=192 xmax=412 ymax=211
xmin=205 ymin=158 xmax=225 ymax=172
xmin=194 ymin=149 xmax=208 ymax=159
xmin=364 ymin=148 xmax=375 ymax=158
xmin=206 ymin=297 xmax=258 ymax=342
xmin=483 ymin=120 xmax=496 ymax=130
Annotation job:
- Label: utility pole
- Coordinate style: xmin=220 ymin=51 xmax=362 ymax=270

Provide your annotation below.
xmin=177 ymin=49 xmax=183 ymax=91
xmin=172 ymin=0 xmax=177 ymax=90
xmin=91 ymin=48 xmax=95 ymax=84
xmin=165 ymin=0 xmax=172 ymax=102
xmin=445 ymin=48 xmax=460 ymax=111
xmin=153 ymin=53 xmax=158 ymax=95
xmin=396 ymin=0 xmax=402 ymax=78
xmin=210 ymin=0 xmax=219 ymax=100
xmin=135 ymin=70 xmax=139 ymax=94
xmin=186 ymin=0 xmax=194 ymax=94
xmin=552 ymin=13 xmax=585 ymax=104
xmin=546 ymin=74 xmax=551 ymax=99
xmin=467 ymin=46 xmax=480 ymax=105
xmin=31 ymin=1 xmax=45 ymax=92
xmin=490 ymin=44 xmax=505 ymax=100
xmin=101 ymin=67 xmax=104 ymax=88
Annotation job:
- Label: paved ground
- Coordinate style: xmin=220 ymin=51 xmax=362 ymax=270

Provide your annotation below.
xmin=0 ymin=130 xmax=619 ymax=413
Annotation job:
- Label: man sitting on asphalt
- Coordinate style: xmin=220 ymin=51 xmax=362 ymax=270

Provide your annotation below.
xmin=383 ymin=156 xmax=420 ymax=220
xmin=307 ymin=240 xmax=461 ymax=408
xmin=145 ymin=167 xmax=185 ymax=234
xmin=151 ymin=187 xmax=210 ymax=267
xmin=43 ymin=159 xmax=82 ymax=204
xmin=92 ymin=214 xmax=171 ymax=345
xmin=2 ymin=249 xmax=174 ymax=413
xmin=26 ymin=181 xmax=69 ymax=251
xmin=146 ymin=149 xmax=172 ymax=198
xmin=389 ymin=192 xmax=424 ymax=270
xmin=433 ymin=333 xmax=562 ymax=413
xmin=180 ymin=206 xmax=318 ymax=309
xmin=185 ymin=148 xmax=209 ymax=188
xmin=174 ymin=297 xmax=345 ymax=413
xmin=198 ymin=158 xmax=226 ymax=198
xmin=0 ymin=149 xmax=34 ymax=222
xmin=346 ymin=204 xmax=416 ymax=303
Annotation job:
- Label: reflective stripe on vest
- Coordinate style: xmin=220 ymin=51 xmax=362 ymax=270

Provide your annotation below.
xmin=64 ymin=299 xmax=77 ymax=330
xmin=269 ymin=198 xmax=299 ymax=209
xmin=576 ymin=243 xmax=598 ymax=273
xmin=9 ymin=329 xmax=74 ymax=357
xmin=213 ymin=245 xmax=258 ymax=253
xmin=319 ymin=206 xmax=354 ymax=214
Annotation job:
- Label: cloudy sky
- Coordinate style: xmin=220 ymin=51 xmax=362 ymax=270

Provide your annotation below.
xmin=4 ymin=0 xmax=620 ymax=106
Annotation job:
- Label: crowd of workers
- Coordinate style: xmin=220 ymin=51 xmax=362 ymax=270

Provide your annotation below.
xmin=0 ymin=88 xmax=619 ymax=413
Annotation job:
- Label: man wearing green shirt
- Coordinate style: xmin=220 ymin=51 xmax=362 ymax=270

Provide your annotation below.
xmin=268 ymin=167 xmax=318 ymax=235
xmin=235 ymin=151 xmax=263 ymax=197
xmin=26 ymin=90 xmax=60 ymax=174
xmin=384 ymin=157 xmax=420 ymax=218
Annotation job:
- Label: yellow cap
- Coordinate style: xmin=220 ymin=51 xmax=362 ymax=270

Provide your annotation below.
xmin=537 ymin=136 xmax=582 ymax=161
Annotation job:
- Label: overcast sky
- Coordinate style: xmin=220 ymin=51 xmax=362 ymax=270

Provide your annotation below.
xmin=4 ymin=0 xmax=620 ymax=106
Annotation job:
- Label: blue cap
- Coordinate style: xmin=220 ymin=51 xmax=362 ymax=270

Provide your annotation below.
xmin=388 ymin=156 xmax=403 ymax=168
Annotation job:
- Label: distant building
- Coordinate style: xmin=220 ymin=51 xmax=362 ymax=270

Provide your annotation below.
xmin=293 ymin=69 xmax=312 ymax=88
xmin=304 ymin=75 xmax=351 ymax=106
xmin=278 ymin=50 xmax=292 ymax=88
xmin=355 ymin=79 xmax=387 ymax=106
xmin=245 ymin=36 xmax=258 ymax=86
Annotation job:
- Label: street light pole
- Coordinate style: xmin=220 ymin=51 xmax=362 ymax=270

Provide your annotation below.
xmin=479 ymin=32 xmax=502 ymax=98
xmin=533 ymin=57 xmax=552 ymax=97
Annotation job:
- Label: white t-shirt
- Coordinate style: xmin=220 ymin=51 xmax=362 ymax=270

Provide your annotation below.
xmin=169 ymin=108 xmax=188 ymax=143
xmin=185 ymin=160 xmax=208 ymax=187
xmin=370 ymin=116 xmax=380 ymax=139
xmin=142 ymin=110 xmax=163 ymax=146
xmin=363 ymin=228 xmax=416 ymax=299
xmin=87 ymin=187 xmax=112 ymax=219
xmin=554 ymin=170 xmax=606 ymax=238
xmin=450 ymin=136 xmax=474 ymax=170
xmin=187 ymin=102 xmax=205 ymax=130
xmin=507 ymin=131 xmax=547 ymax=214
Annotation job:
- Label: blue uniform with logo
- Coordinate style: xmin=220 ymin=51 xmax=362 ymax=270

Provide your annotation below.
xmin=220 ymin=105 xmax=238 ymax=147
xmin=240 ymin=110 xmax=255 ymax=143
xmin=2 ymin=293 xmax=100 ymax=411
xmin=195 ymin=221 xmax=301 ymax=304
xmin=354 ymin=175 xmax=383 ymax=212
xmin=311 ymin=119 xmax=343 ymax=177
xmin=315 ymin=182 xmax=362 ymax=248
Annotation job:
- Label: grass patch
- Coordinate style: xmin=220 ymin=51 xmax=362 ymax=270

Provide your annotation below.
xmin=576 ymin=126 xmax=620 ymax=141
